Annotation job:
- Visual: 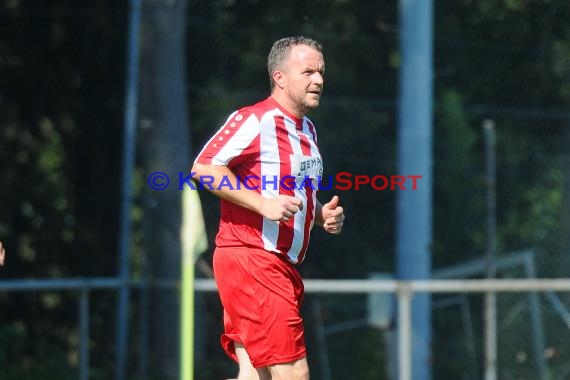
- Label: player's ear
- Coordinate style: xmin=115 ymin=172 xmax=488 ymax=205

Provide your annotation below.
xmin=272 ymin=70 xmax=285 ymax=89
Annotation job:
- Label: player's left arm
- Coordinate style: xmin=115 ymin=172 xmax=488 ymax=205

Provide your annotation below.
xmin=315 ymin=195 xmax=345 ymax=234
xmin=0 ymin=241 xmax=5 ymax=266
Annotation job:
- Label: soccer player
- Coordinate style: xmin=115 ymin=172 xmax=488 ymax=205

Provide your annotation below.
xmin=0 ymin=241 xmax=5 ymax=266
xmin=192 ymin=36 xmax=345 ymax=380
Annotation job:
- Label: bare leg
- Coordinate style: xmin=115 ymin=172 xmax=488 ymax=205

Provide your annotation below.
xmin=234 ymin=342 xmax=271 ymax=380
xmin=267 ymin=357 xmax=309 ymax=380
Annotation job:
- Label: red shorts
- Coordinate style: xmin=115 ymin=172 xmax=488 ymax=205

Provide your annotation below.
xmin=213 ymin=246 xmax=306 ymax=368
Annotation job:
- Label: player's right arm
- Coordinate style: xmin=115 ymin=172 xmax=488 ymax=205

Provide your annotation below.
xmin=191 ymin=163 xmax=303 ymax=222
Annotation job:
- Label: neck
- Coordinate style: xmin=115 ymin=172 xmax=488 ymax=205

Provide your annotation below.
xmin=270 ymin=92 xmax=305 ymax=119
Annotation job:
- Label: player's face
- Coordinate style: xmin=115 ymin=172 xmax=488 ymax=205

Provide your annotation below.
xmin=282 ymin=45 xmax=325 ymax=115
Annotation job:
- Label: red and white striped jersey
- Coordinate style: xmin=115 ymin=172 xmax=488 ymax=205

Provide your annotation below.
xmin=194 ymin=96 xmax=322 ymax=264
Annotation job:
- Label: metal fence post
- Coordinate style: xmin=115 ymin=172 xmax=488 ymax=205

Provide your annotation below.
xmin=116 ymin=0 xmax=142 ymax=379
xmin=398 ymin=283 xmax=412 ymax=380
xmin=483 ymin=120 xmax=497 ymax=380
xmin=79 ymin=288 xmax=90 ymax=380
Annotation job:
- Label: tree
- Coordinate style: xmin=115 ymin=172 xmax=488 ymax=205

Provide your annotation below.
xmin=137 ymin=0 xmax=190 ymax=378
xmin=0 ymin=1 xmax=126 ymax=378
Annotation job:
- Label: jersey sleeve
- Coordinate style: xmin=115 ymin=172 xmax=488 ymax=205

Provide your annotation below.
xmin=194 ymin=109 xmax=260 ymax=166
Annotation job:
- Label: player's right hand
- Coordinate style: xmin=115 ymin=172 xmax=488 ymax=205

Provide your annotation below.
xmin=260 ymin=195 xmax=304 ymax=222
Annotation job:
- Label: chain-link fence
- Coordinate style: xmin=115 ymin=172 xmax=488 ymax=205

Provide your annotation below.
xmin=431 ymin=1 xmax=570 ymax=378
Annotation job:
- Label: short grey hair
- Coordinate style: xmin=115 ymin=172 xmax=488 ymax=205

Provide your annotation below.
xmin=267 ymin=36 xmax=323 ymax=90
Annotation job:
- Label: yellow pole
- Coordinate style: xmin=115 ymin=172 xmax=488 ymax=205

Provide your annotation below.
xmin=180 ymin=188 xmax=208 ymax=380
xmin=181 ymin=245 xmax=195 ymax=380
